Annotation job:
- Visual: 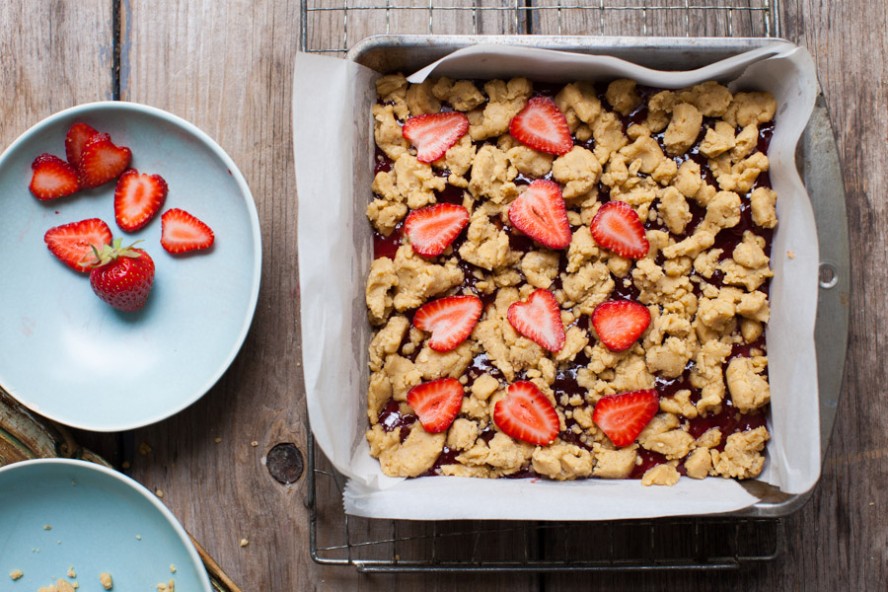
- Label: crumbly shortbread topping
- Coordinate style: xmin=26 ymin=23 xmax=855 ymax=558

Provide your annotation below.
xmin=366 ymin=76 xmax=778 ymax=485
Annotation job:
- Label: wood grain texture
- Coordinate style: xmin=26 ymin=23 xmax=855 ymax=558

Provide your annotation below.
xmin=0 ymin=1 xmax=117 ymax=463
xmin=5 ymin=0 xmax=882 ymax=589
xmin=0 ymin=0 xmax=115 ymax=140
xmin=120 ymin=1 xmax=311 ymax=589
xmin=120 ymin=1 xmax=533 ymax=590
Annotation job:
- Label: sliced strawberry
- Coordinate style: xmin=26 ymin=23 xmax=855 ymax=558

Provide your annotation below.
xmin=29 ymin=154 xmax=80 ymax=200
xmin=402 ymin=111 xmax=469 ymax=164
xmin=592 ymin=389 xmax=659 ymax=447
xmin=589 ymin=201 xmax=649 ymax=259
xmin=406 ymin=378 xmax=464 ymax=433
xmin=78 ymin=133 xmax=132 ymax=189
xmin=507 ymin=179 xmax=571 ymax=250
xmin=160 ymin=208 xmax=215 ymax=254
xmin=507 ymin=288 xmax=565 ymax=352
xmin=404 ymin=203 xmax=469 ymax=257
xmin=493 ymin=381 xmax=560 ymax=446
xmin=413 ymin=295 xmax=483 ymax=352
xmin=509 ymin=96 xmax=573 ymax=156
xmin=591 ymin=300 xmax=651 ymax=352
xmin=44 ymin=218 xmax=113 ymax=273
xmin=64 ymin=122 xmax=100 ymax=168
xmin=114 ymin=169 xmax=168 ymax=232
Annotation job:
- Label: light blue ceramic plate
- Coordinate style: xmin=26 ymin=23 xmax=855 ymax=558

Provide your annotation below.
xmin=0 ymin=459 xmax=211 ymax=591
xmin=0 ymin=102 xmax=261 ymax=431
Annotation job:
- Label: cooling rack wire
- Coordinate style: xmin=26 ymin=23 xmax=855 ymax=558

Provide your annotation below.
xmin=302 ymin=0 xmax=786 ymax=573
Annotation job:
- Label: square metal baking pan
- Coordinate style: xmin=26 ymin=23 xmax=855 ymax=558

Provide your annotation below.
xmin=343 ymin=34 xmax=848 ymax=518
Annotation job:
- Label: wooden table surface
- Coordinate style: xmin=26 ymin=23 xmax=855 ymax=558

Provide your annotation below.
xmin=1 ymin=1 xmax=884 ymax=590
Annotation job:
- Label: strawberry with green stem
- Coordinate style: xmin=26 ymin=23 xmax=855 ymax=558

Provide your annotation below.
xmin=88 ymin=238 xmax=155 ymax=312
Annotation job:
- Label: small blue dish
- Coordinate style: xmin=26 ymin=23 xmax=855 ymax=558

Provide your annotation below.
xmin=0 ymin=459 xmax=212 ymax=591
xmin=0 ymin=102 xmax=261 ymax=431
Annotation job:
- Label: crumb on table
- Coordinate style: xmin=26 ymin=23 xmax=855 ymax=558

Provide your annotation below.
xmin=9 ymin=568 xmax=23 ymax=581
xmin=99 ymin=572 xmax=113 ymax=590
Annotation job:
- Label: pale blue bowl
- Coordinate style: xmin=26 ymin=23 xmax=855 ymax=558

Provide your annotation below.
xmin=0 ymin=102 xmax=261 ymax=431
xmin=0 ymin=459 xmax=212 ymax=591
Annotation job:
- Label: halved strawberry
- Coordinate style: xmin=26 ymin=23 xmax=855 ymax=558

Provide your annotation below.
xmin=44 ymin=218 xmax=113 ymax=273
xmin=160 ymin=208 xmax=215 ymax=254
xmin=509 ymin=96 xmax=573 ymax=156
xmin=507 ymin=288 xmax=565 ymax=352
xmin=591 ymin=300 xmax=651 ymax=352
xmin=403 ymin=203 xmax=469 ymax=257
xmin=507 ymin=179 xmax=571 ymax=250
xmin=413 ymin=295 xmax=483 ymax=352
xmin=114 ymin=169 xmax=168 ymax=232
xmin=589 ymin=201 xmax=649 ymax=259
xmin=402 ymin=112 xmax=469 ymax=164
xmin=493 ymin=381 xmax=560 ymax=446
xmin=406 ymin=378 xmax=464 ymax=433
xmin=29 ymin=154 xmax=80 ymax=200
xmin=64 ymin=122 xmax=100 ymax=168
xmin=78 ymin=133 xmax=132 ymax=189
xmin=592 ymin=389 xmax=659 ymax=447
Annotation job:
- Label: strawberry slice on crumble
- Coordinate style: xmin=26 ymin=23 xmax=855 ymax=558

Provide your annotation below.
xmin=593 ymin=389 xmax=659 ymax=448
xmin=493 ymin=381 xmax=560 ymax=446
xmin=507 ymin=288 xmax=566 ymax=353
xmin=404 ymin=203 xmax=469 ymax=257
xmin=509 ymin=96 xmax=573 ymax=156
xmin=507 ymin=179 xmax=572 ymax=250
xmin=402 ymin=111 xmax=469 ymax=164
xmin=407 ymin=378 xmax=465 ymax=433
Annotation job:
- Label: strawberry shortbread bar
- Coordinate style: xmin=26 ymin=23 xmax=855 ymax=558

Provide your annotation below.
xmin=364 ymin=74 xmax=777 ymax=486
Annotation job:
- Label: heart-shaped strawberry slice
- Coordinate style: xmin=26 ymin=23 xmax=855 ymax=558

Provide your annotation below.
xmin=413 ymin=294 xmax=483 ymax=352
xmin=591 ymin=300 xmax=651 ymax=352
xmin=507 ymin=179 xmax=571 ymax=250
xmin=78 ymin=133 xmax=132 ymax=189
xmin=506 ymin=288 xmax=565 ymax=352
xmin=589 ymin=201 xmax=649 ymax=259
xmin=407 ymin=378 xmax=465 ymax=433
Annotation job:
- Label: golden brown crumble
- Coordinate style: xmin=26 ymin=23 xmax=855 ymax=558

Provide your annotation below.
xmin=366 ymin=76 xmax=777 ymax=486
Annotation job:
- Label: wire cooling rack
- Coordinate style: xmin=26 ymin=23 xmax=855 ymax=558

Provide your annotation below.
xmin=301 ymin=1 xmax=780 ymax=55
xmin=307 ymin=436 xmax=783 ymax=573
xmin=302 ymin=0 xmax=789 ymax=574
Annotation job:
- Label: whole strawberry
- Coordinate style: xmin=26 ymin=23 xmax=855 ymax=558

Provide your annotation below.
xmin=88 ymin=239 xmax=155 ymax=312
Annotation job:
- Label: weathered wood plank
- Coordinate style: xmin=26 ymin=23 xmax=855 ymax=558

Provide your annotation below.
xmin=120 ymin=1 xmax=534 ymax=590
xmin=0 ymin=0 xmax=115 ymax=138
xmin=0 ymin=1 xmax=117 ymax=461
xmin=119 ymin=2 xmax=313 ymax=590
